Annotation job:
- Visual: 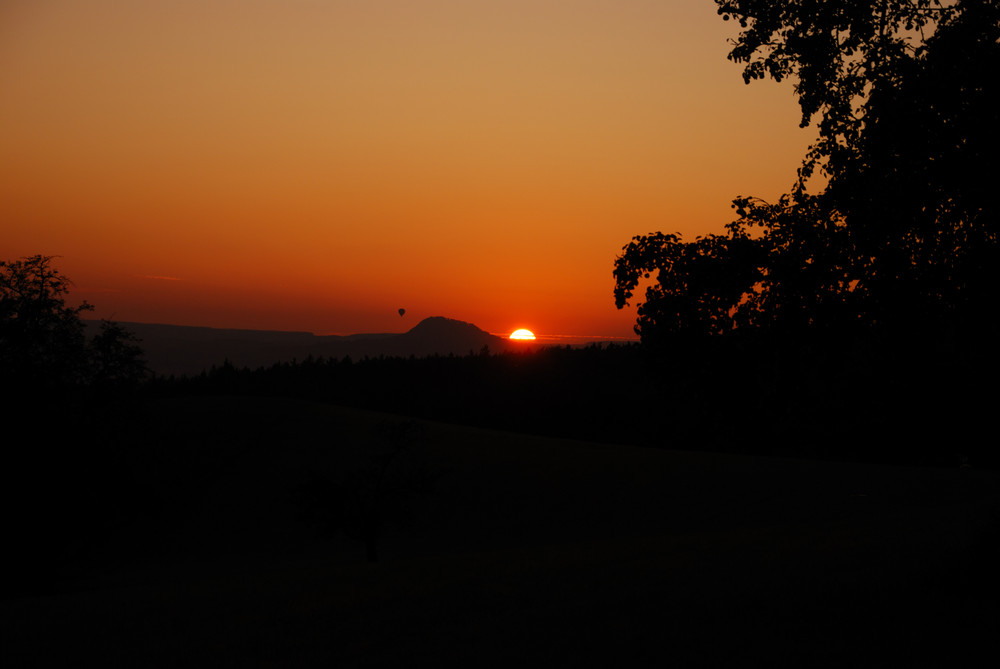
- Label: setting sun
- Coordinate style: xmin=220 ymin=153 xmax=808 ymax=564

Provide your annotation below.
xmin=509 ymin=329 xmax=536 ymax=340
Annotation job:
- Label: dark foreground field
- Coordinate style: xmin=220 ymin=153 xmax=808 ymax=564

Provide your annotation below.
xmin=4 ymin=396 xmax=999 ymax=666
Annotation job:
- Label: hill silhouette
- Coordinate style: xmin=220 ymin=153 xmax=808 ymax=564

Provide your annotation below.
xmin=395 ymin=316 xmax=507 ymax=355
xmin=89 ymin=316 xmax=515 ymax=376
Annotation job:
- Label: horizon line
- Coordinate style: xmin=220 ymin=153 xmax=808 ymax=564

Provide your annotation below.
xmin=81 ymin=317 xmax=639 ymax=342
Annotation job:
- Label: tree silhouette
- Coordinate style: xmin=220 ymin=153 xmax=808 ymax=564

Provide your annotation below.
xmin=616 ymin=0 xmax=1000 ymax=339
xmin=1 ymin=255 xmax=148 ymax=393
xmin=1 ymin=255 xmax=93 ymax=389
xmin=89 ymin=319 xmax=149 ymax=391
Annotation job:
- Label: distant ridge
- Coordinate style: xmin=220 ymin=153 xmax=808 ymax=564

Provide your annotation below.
xmin=86 ymin=317 xmax=514 ymax=376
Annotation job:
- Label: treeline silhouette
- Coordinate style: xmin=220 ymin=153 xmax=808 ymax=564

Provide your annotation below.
xmin=147 ymin=325 xmax=996 ymax=470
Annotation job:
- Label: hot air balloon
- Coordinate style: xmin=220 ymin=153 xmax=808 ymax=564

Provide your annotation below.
xmin=398 ymin=308 xmax=406 ymax=317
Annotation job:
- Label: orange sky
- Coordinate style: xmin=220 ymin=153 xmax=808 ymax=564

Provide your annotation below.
xmin=1 ymin=0 xmax=812 ymax=338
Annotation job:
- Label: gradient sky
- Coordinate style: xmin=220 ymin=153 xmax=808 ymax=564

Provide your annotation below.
xmin=1 ymin=0 xmax=812 ymax=338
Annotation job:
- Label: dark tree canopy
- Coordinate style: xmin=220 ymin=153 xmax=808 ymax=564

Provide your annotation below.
xmin=616 ymin=0 xmax=1000 ymax=340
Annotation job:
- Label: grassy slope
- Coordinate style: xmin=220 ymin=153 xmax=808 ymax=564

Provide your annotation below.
xmin=4 ymin=395 xmax=999 ymax=666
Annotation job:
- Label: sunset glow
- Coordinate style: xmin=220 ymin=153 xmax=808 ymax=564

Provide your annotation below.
xmin=0 ymin=0 xmax=810 ymax=338
xmin=509 ymin=329 xmax=537 ymax=341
